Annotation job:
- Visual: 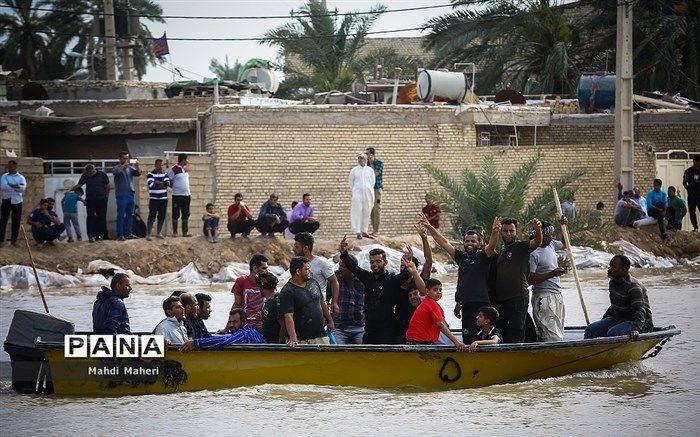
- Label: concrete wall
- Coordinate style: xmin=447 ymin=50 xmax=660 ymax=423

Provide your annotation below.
xmin=0 ymin=114 xmax=23 ymax=157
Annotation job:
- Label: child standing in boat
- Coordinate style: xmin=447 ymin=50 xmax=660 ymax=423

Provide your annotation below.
xmin=467 ymin=306 xmax=503 ymax=352
xmin=405 ymin=278 xmax=465 ymax=351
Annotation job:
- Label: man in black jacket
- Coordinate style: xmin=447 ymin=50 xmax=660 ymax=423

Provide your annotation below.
xmin=92 ymin=273 xmax=131 ymax=334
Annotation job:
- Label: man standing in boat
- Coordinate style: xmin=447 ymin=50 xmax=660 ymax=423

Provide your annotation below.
xmin=339 ymin=236 xmax=424 ymax=344
xmin=491 ymin=217 xmax=542 ymax=343
xmin=420 ymin=215 xmax=499 ymax=344
xmin=278 ymin=257 xmax=330 ymax=346
xmin=528 ymin=220 xmax=566 ymax=342
xmin=292 ymin=232 xmax=340 ymax=319
xmin=227 ymin=254 xmax=268 ymax=332
xmin=92 ymin=273 xmax=132 ymax=335
xmin=584 ymin=255 xmax=653 ymax=340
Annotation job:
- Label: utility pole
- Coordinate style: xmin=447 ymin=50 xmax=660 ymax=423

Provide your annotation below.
xmin=120 ymin=0 xmax=134 ymax=80
xmin=103 ymin=0 xmax=117 ymax=80
xmin=614 ymin=0 xmax=634 ymax=191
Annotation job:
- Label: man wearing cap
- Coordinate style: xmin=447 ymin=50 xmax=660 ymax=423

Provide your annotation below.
xmin=529 ymin=219 xmax=567 ymax=342
xmin=349 ymin=153 xmax=375 ymax=239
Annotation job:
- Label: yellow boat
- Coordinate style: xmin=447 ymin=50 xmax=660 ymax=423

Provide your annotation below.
xmin=3 ymin=310 xmax=680 ymax=396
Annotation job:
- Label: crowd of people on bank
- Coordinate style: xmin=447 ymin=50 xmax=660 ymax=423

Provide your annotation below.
xmin=91 ymin=216 xmax=654 ymax=351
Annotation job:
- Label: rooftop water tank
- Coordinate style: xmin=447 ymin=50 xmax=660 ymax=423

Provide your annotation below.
xmin=239 ymin=67 xmax=280 ymax=94
xmin=577 ymin=72 xmax=616 ymax=113
xmin=417 ymin=69 xmax=470 ymax=103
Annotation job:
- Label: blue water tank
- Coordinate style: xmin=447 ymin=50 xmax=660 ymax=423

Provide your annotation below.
xmin=577 ymin=73 xmax=616 ymax=113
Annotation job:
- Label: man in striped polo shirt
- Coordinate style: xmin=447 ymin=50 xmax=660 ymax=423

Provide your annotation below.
xmin=146 ymin=159 xmax=170 ymax=240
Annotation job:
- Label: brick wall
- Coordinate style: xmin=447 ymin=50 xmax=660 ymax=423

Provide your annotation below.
xmin=134 ymin=154 xmax=214 ymax=236
xmin=0 ymin=114 xmax=23 ymax=157
xmin=203 ymin=106 xmax=697 ymax=238
xmin=0 ymin=156 xmax=44 ymax=241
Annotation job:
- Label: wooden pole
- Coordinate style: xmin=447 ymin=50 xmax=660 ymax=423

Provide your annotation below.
xmin=553 ymin=187 xmax=590 ymax=325
xmin=20 ymin=225 xmax=50 ymax=313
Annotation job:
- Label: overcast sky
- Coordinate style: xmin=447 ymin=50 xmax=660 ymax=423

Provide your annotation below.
xmin=141 ymin=0 xmax=452 ymax=82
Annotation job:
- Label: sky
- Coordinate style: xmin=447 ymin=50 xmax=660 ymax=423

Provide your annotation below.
xmin=141 ymin=0 xmax=454 ymax=82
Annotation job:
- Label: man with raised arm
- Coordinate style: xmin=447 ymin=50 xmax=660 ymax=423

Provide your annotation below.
xmin=491 ymin=217 xmax=543 ymax=343
xmin=339 ymin=235 xmax=424 ymax=344
xmin=421 ymin=214 xmax=499 ymax=344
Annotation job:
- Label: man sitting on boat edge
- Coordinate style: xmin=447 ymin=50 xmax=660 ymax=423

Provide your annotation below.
xmin=584 ymin=255 xmax=654 ymax=341
xmin=180 ymin=309 xmax=266 ymax=351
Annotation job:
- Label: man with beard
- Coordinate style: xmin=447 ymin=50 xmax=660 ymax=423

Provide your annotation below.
xmin=421 ymin=214 xmax=499 ymax=343
xmin=190 ymin=293 xmax=212 ymax=339
xmin=339 ymin=235 xmax=423 ymax=344
xmin=179 ymin=292 xmax=199 ymax=339
xmin=492 ymin=217 xmax=542 ymax=343
xmin=293 ymin=232 xmax=339 ymax=322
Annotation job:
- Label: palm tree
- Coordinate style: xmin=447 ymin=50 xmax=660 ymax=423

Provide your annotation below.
xmin=424 ymin=154 xmax=605 ymax=246
xmin=0 ymin=0 xmax=51 ymax=79
xmin=585 ymin=0 xmax=699 ymax=100
xmin=261 ymin=0 xmax=386 ymax=98
xmin=0 ymin=0 xmax=164 ymax=80
xmin=350 ymin=47 xmax=426 ymax=82
xmin=422 ymin=0 xmax=586 ymax=95
xmin=209 ymin=56 xmax=242 ymax=81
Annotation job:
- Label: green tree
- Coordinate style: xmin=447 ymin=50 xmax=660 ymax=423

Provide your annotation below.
xmin=585 ymin=0 xmax=699 ymax=100
xmin=0 ymin=0 xmax=51 ymax=79
xmin=424 ymin=154 xmax=605 ymax=246
xmin=422 ymin=0 xmax=587 ymax=95
xmin=0 ymin=0 xmax=164 ymax=80
xmin=350 ymin=47 xmax=425 ymax=82
xmin=209 ymin=56 xmax=242 ymax=81
xmin=261 ymin=0 xmax=386 ymax=98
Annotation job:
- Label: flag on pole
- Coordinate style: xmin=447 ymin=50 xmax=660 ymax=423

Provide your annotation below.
xmin=153 ymin=32 xmax=169 ymax=58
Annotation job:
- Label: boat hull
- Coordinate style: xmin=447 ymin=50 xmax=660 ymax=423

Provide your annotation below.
xmin=38 ymin=329 xmax=679 ymax=396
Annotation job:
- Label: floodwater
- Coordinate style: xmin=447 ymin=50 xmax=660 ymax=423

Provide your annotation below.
xmin=0 ymin=268 xmax=698 ymax=436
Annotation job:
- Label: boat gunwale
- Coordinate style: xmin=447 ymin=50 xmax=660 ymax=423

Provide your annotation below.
xmin=33 ymin=326 xmax=680 ymax=354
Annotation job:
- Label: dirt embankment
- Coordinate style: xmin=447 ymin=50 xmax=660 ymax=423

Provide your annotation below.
xmin=1 ymin=227 xmax=698 ymax=276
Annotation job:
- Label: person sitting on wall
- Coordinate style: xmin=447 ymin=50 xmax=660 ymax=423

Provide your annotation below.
xmin=27 ymin=198 xmax=66 ymax=247
xmin=227 ymin=193 xmax=256 ymax=238
xmin=180 ymin=308 xmax=266 ymax=351
xmin=256 ymin=193 xmax=289 ymax=238
xmin=154 ymin=296 xmax=189 ymax=346
xmin=584 ymin=255 xmax=653 ymax=341
xmin=288 ymin=193 xmax=320 ymax=235
xmin=614 ymin=191 xmax=644 ymax=227
xmin=202 ymin=202 xmax=221 ymax=243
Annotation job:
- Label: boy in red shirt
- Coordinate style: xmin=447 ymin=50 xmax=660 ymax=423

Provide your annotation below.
xmin=406 ymin=278 xmax=465 ymax=351
xmin=422 ymin=195 xmax=441 ymax=229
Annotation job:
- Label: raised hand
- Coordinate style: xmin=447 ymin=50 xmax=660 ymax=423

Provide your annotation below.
xmin=491 ymin=216 xmax=502 ymax=234
xmin=530 ymin=218 xmax=542 ymax=230
xmin=403 ymin=245 xmax=414 ymax=263
xmin=414 ymin=223 xmax=427 ymax=238
xmin=401 ymin=256 xmax=416 ymax=273
xmin=339 ymin=235 xmax=349 ymax=252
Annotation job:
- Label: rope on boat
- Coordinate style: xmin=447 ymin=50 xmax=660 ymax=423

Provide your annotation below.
xmin=439 ymin=357 xmax=462 ymax=383
xmin=641 ymin=338 xmax=670 ymax=360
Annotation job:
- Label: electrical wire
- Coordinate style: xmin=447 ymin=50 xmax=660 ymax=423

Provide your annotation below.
xmin=0 ymin=3 xmax=453 ymax=20
xmin=3 ymin=26 xmax=425 ymax=41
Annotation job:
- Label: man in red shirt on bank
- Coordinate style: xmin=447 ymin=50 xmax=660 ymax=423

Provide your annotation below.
xmin=406 ymin=278 xmax=465 ymax=351
xmin=227 ymin=192 xmax=256 ymax=238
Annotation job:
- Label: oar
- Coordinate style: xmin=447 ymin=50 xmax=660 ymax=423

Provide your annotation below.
xmin=552 ymin=187 xmax=590 ymax=325
xmin=20 ymin=224 xmax=50 ymax=313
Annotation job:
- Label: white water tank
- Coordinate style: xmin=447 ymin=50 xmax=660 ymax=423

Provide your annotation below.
xmin=417 ymin=69 xmax=470 ymax=103
xmin=239 ymin=67 xmax=280 ymax=93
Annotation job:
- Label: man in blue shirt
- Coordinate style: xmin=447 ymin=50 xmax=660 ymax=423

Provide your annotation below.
xmin=646 ymin=178 xmax=668 ymax=239
xmin=255 ymin=193 xmax=289 ymax=238
xmin=179 ymin=308 xmax=265 ymax=351
xmin=112 ymin=151 xmax=141 ymax=241
xmin=0 ymin=160 xmax=26 ymax=247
